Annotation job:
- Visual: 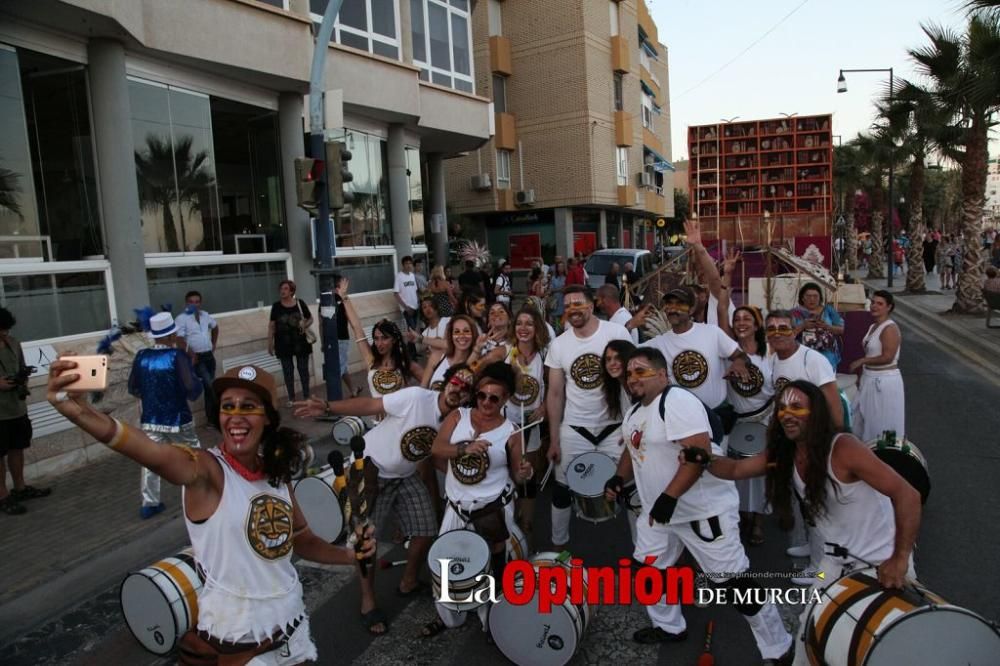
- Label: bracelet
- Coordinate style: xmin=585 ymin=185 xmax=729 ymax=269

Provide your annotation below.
xmin=324 ymin=402 xmax=334 ymax=417
xmin=457 ymin=443 xmax=467 ymax=458
xmin=105 ymin=418 xmax=130 ymax=449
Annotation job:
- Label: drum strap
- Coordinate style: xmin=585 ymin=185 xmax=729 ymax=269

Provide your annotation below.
xmin=447 ymin=485 xmax=515 ymax=522
xmin=689 ymin=515 xmax=723 ymax=542
xmin=569 ymin=424 xmax=620 ymax=446
xmin=734 ymin=398 xmax=773 ymax=420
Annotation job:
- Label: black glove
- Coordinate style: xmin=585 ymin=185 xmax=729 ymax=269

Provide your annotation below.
xmin=682 ymin=447 xmax=713 ymax=467
xmin=649 ymin=494 xmax=678 ymax=525
xmin=604 ymin=474 xmax=625 ymax=497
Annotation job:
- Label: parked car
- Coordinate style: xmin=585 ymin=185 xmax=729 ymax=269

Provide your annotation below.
xmin=585 ymin=249 xmax=654 ymax=290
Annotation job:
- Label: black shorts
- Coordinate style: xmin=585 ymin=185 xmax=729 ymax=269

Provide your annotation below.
xmin=0 ymin=414 xmax=32 ymax=456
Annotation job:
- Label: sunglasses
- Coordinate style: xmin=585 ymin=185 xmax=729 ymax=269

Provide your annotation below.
xmin=220 ymin=404 xmax=266 ymax=416
xmin=448 ymin=376 xmax=472 ymax=391
xmin=776 ymin=405 xmax=811 ymax=419
xmin=626 ymin=367 xmax=659 ymax=379
xmin=663 ymin=302 xmax=691 ymax=313
xmin=476 ymin=391 xmax=504 ymax=404
xmin=765 ymin=325 xmax=796 ymax=336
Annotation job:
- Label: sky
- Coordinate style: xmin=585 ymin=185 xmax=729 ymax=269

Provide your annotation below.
xmin=653 ymin=0 xmax=976 ymax=162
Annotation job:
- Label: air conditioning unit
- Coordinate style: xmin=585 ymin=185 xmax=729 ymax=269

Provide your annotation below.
xmin=638 ymin=171 xmax=652 ymax=188
xmin=515 ymin=189 xmax=536 ymax=206
xmin=470 ymin=174 xmax=492 ymax=191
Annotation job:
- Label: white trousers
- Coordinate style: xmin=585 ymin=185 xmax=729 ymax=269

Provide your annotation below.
xmin=551 ymin=423 xmax=624 ymax=546
xmin=140 ymin=424 xmax=200 ymax=506
xmin=852 ymin=369 xmax=905 ymax=442
xmin=633 ymin=510 xmax=793 ymax=660
xmin=244 ymin=617 xmax=318 ymax=665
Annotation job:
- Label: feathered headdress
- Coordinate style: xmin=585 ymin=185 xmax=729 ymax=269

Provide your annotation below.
xmin=458 ymin=240 xmax=491 ymax=269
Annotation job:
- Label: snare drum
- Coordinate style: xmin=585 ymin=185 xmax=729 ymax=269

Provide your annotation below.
xmin=804 ymin=567 xmax=1000 ymax=666
xmin=566 ymin=452 xmax=619 ymax=523
xmin=293 ymin=467 xmax=346 ymax=543
xmin=869 ymin=433 xmax=931 ymax=504
xmin=120 ymin=548 xmax=203 ymax=655
xmin=507 ymin=522 xmax=528 ymax=562
xmin=727 ymin=421 xmax=767 ymax=459
xmin=428 ymin=529 xmax=492 ymax=612
xmin=489 ymin=551 xmax=593 ymax=666
xmin=332 ymin=416 xmax=368 ymax=446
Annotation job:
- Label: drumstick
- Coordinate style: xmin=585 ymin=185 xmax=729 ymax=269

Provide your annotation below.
xmin=379 ymin=558 xmax=407 ymax=569
xmin=349 ymin=436 xmax=374 ymax=576
xmin=697 ymin=620 xmax=715 ymax=666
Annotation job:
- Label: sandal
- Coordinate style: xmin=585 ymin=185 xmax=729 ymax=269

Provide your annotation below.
xmin=633 ymin=626 xmax=688 ymax=644
xmin=361 ymin=608 xmax=388 ymax=635
xmin=421 ymin=618 xmax=447 ymax=639
xmin=750 ymin=524 xmax=765 ymax=546
xmin=11 ymin=485 xmax=50 ymax=501
xmin=0 ymin=496 xmax=27 ymax=515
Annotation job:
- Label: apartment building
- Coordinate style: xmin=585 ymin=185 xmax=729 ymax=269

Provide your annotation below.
xmin=445 ymin=0 xmax=675 ymax=267
xmin=0 ymin=0 xmax=491 ymax=476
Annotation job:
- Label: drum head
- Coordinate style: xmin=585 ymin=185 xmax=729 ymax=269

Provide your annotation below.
xmin=332 ymin=417 xmax=364 ymax=445
xmin=121 ymin=572 xmax=183 ymax=655
xmin=871 ymin=443 xmax=931 ymax=504
xmin=428 ymin=530 xmax=490 ymax=583
xmin=292 ymin=476 xmax=344 ymax=543
xmin=566 ymin=452 xmax=617 ymax=497
xmin=728 ymin=421 xmax=767 ymax=457
xmin=489 ymin=594 xmax=580 ymax=666
xmin=865 ymin=606 xmax=1000 ymax=666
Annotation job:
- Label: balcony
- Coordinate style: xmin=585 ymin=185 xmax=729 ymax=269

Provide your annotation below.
xmin=615 ymin=111 xmax=633 ymax=147
xmin=645 ymin=190 xmax=667 ymax=216
xmin=643 ymin=127 xmax=664 ymax=157
xmin=618 ymin=184 xmax=637 ymax=207
xmin=611 ymin=35 xmax=630 ymax=73
xmin=490 ymin=36 xmax=512 ymax=75
xmin=495 ymin=112 xmax=517 ymax=150
xmin=498 ymin=188 xmax=515 ymax=211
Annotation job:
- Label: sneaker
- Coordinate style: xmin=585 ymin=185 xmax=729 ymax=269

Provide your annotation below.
xmin=140 ymin=503 xmax=166 ymax=519
xmin=785 ymin=544 xmax=810 ymax=558
xmin=790 ymin=571 xmax=816 ymax=586
xmin=11 ymin=485 xmax=51 ymax=501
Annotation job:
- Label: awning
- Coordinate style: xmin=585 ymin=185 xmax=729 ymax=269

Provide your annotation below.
xmin=637 ymin=26 xmax=659 ymax=57
xmin=640 ymin=80 xmax=656 ymax=99
xmin=644 ymin=145 xmax=675 ymax=173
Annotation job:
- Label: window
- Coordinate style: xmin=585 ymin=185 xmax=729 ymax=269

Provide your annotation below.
xmin=497 ymin=149 xmax=511 ymax=190
xmin=492 ymin=75 xmax=507 ymax=114
xmin=616 ymin=147 xmax=629 ymax=186
xmin=488 ymin=0 xmax=502 ymax=36
xmin=613 ymin=72 xmax=624 ymax=112
xmin=128 ymin=78 xmax=222 ymax=254
xmin=2 ymin=270 xmax=111 ymax=339
xmin=333 ymin=254 xmax=395 ymax=291
xmin=328 ymin=129 xmax=392 ymax=248
xmin=405 ymin=147 xmax=424 ymax=245
xmin=609 ymin=1 xmax=619 ymax=36
xmin=641 ymin=93 xmax=654 ymax=131
xmin=411 ymin=0 xmax=475 ymax=93
xmin=310 ymin=0 xmax=401 ymax=60
xmin=147 ymin=260 xmax=287 ymax=314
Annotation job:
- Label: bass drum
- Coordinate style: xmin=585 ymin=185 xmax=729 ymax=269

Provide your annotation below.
xmin=489 ymin=552 xmax=592 ymax=666
xmin=293 ymin=467 xmax=346 ymax=543
xmin=428 ymin=529 xmax=492 ymax=612
xmin=868 ymin=433 xmax=931 ymax=504
xmin=804 ymin=567 xmax=1000 ymax=665
xmin=120 ymin=548 xmax=203 ymax=656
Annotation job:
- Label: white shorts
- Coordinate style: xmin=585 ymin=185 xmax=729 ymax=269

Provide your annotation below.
xmin=246 ymin=617 xmax=318 ymax=666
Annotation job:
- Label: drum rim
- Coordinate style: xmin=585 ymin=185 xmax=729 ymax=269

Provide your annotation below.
xmin=861 ymin=602 xmax=1000 ymax=663
xmin=119 ymin=554 xmax=198 ymax=655
xmin=566 ymin=451 xmax=618 ymax=496
xmin=428 ymin=528 xmax=491 ymax=579
xmin=291 ymin=475 xmax=345 ymax=542
xmin=489 ymin=582 xmax=584 ymax=665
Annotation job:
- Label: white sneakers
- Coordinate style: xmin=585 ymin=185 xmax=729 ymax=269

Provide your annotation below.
xmin=785 ymin=544 xmax=810 ymax=558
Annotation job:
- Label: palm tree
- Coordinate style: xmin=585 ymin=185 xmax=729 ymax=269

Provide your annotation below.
xmin=910 ymin=17 xmax=1000 ymax=313
xmin=0 ymin=166 xmax=23 ymax=220
xmin=964 ymin=0 xmax=1000 ymax=21
xmin=853 ymin=129 xmax=898 ymax=280
xmin=834 ymin=142 xmax=864 ymax=271
xmin=135 ymin=135 xmax=215 ymax=252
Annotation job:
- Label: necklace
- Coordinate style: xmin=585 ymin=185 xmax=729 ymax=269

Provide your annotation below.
xmin=221 ymin=445 xmax=267 ymax=482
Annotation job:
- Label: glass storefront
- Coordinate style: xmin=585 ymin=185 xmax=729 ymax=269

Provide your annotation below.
xmin=406 ymin=146 xmax=424 ymax=245
xmin=1 ymin=271 xmax=111 ymax=340
xmin=147 ymin=261 xmax=287 ymax=314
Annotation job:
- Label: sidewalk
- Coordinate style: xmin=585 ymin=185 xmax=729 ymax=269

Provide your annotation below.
xmin=0 ymin=386 xmax=351 ymax=646
xmin=861 ymin=269 xmax=1000 ymax=377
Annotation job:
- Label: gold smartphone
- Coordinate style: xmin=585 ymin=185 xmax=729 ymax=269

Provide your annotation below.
xmin=61 ymin=355 xmax=109 ymax=391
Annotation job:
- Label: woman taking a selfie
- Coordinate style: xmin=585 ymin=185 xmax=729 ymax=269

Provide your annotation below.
xmin=46 ymin=361 xmax=374 ymax=664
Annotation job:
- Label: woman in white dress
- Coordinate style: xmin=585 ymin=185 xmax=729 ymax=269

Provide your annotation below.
xmin=850 ymin=290 xmax=904 ymax=441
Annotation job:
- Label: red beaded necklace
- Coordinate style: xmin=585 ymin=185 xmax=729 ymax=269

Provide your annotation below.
xmin=221 ymin=444 xmax=268 ymax=482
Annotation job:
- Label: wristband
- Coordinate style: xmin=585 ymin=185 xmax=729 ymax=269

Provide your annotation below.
xmin=682 ymin=447 xmax=713 ymax=468
xmin=604 ymin=474 xmax=625 ymax=495
xmin=104 ymin=418 xmax=130 ymax=449
xmin=649 ymin=494 xmax=678 ymax=524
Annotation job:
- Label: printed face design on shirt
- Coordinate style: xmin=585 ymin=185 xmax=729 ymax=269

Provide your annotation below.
xmin=773 ymin=376 xmax=791 ymax=394
xmin=672 ymin=350 xmax=709 ymax=389
xmin=451 ymin=447 xmax=490 ymax=485
xmin=430 ymin=380 xmax=444 ymax=391
xmin=728 ymin=362 xmax=765 ymax=397
xmin=570 ymin=353 xmax=604 ymax=390
xmin=372 ymin=369 xmax=404 ymax=394
xmin=400 ymin=426 xmax=437 ymax=462
xmin=511 ymin=374 xmax=540 ymax=407
xmin=246 ymin=494 xmax=294 ymax=560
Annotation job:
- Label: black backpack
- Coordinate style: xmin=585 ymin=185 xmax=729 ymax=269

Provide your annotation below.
xmin=657 ymin=386 xmax=725 ymax=445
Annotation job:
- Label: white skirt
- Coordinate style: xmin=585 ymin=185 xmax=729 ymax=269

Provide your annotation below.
xmin=852 ymin=368 xmax=905 ymax=442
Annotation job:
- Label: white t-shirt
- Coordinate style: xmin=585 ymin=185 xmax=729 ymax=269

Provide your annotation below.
xmin=726 ymin=352 xmax=773 ymax=415
xmin=546 ymin=319 xmax=632 ymax=425
xmin=769 ymin=345 xmax=836 ymax=395
xmin=610 ymin=307 xmax=639 ymax=344
xmin=642 ymin=322 xmax=738 ymax=408
xmin=422 ymin=317 xmax=450 ymax=341
xmin=707 ymin=293 xmax=736 ymax=329
xmin=393 ymin=271 xmax=419 ymax=310
xmin=622 ymin=388 xmax=738 ymax=522
xmin=367 ymin=386 xmax=443 ymax=478
xmin=495 ymin=273 xmax=512 ymax=304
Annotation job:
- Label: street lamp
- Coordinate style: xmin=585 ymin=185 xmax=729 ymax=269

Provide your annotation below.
xmin=838 ymin=67 xmax=895 ymax=287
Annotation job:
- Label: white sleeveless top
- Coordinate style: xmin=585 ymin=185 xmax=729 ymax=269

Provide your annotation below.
xmin=184 ymin=450 xmax=305 ymax=643
xmin=367 ymin=366 xmax=405 ymax=396
xmin=505 ymin=347 xmax=545 ymax=424
xmin=428 ymin=356 xmax=452 ymax=391
xmin=445 ymin=408 xmax=515 ymax=505
xmin=791 ymin=434 xmax=895 ymax=566
xmin=862 ymin=319 xmax=900 ymax=369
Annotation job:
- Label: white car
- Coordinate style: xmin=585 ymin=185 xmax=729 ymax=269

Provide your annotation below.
xmin=584 ymin=249 xmax=654 ymax=290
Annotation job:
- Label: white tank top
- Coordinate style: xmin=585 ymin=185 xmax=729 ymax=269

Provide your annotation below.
xmin=184 ymin=450 xmax=304 ymax=643
xmin=428 ymin=356 xmax=452 ymax=391
xmin=791 ymin=434 xmax=895 ymax=566
xmin=445 ymin=408 xmax=515 ymax=505
xmin=368 ymin=367 xmax=405 ymax=396
xmin=505 ymin=347 xmax=545 ymax=424
xmin=862 ymin=319 xmax=900 ymax=369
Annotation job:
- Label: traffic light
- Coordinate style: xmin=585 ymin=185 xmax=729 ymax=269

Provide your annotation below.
xmin=294 ymin=157 xmax=323 ymax=212
xmin=325 ymin=141 xmax=354 ymax=210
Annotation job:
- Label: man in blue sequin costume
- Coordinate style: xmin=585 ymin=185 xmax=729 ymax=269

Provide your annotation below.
xmin=128 ymin=312 xmax=202 ymax=519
